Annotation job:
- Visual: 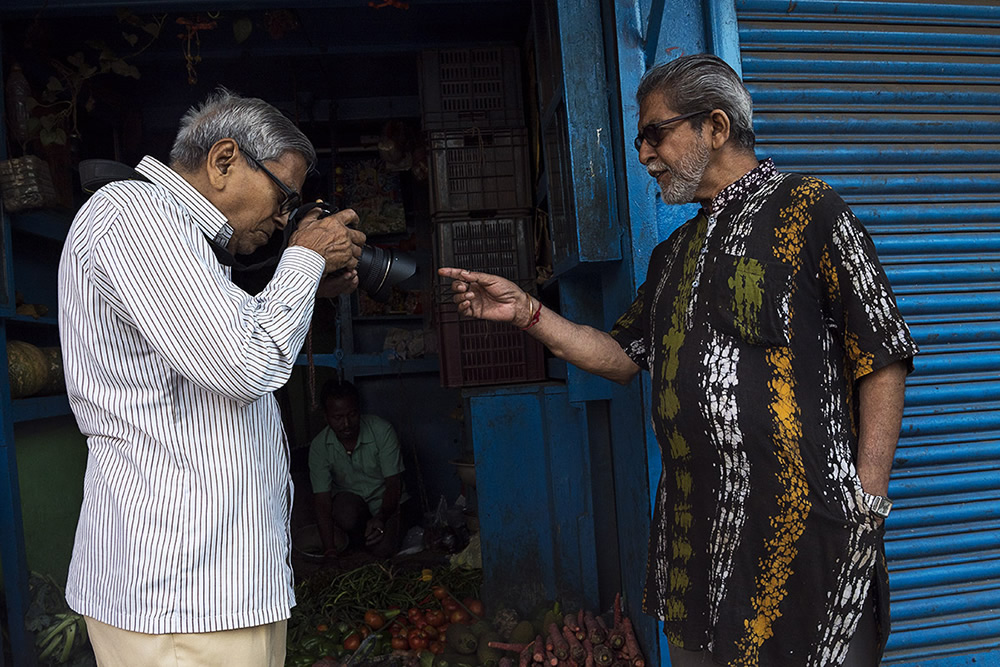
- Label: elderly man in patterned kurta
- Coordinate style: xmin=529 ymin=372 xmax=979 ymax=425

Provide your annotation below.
xmin=439 ymin=54 xmax=918 ymax=667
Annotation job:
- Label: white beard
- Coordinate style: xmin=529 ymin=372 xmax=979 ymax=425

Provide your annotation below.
xmin=650 ymin=140 xmax=711 ymax=205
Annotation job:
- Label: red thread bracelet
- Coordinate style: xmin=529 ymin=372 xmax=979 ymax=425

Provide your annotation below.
xmin=521 ymin=297 xmax=542 ymax=331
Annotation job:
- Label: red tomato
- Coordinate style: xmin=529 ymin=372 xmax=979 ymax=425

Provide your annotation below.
xmin=442 ymin=598 xmax=459 ymax=612
xmin=431 ymin=585 xmax=448 ymax=600
xmin=424 ymin=609 xmax=446 ymax=627
xmin=449 ymin=609 xmax=470 ymax=625
xmin=343 ymin=633 xmax=361 ymax=651
xmin=391 ymin=637 xmax=409 ymax=650
xmin=421 ymin=624 xmax=439 ymax=639
xmin=407 ymin=607 xmax=424 ymax=623
xmin=408 ymin=634 xmax=428 ymax=651
xmin=364 ymin=609 xmax=386 ymax=630
xmin=429 ymin=641 xmax=445 ymax=655
xmin=463 ymin=598 xmax=484 ymax=617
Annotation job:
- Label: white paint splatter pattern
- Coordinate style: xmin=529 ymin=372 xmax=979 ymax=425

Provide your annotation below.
xmin=805 ymin=323 xmax=877 ymax=667
xmin=700 ymin=331 xmax=750 ymax=634
xmin=833 ymin=211 xmax=917 ymax=365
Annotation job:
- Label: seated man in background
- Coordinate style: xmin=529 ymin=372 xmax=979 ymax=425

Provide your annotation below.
xmin=309 ymin=379 xmax=412 ymax=559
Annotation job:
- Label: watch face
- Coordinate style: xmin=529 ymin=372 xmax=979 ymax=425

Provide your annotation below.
xmin=866 ymin=494 xmax=892 ymax=518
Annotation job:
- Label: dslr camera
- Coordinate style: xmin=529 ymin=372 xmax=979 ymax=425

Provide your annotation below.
xmin=291 ymin=202 xmax=417 ymax=302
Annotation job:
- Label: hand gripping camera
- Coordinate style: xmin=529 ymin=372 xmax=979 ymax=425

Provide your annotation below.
xmin=291 ymin=202 xmax=417 ymax=302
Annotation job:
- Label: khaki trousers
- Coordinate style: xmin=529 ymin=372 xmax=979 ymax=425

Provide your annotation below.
xmin=84 ymin=616 xmax=286 ymax=667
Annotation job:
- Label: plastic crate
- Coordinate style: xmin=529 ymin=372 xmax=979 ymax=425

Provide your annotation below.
xmin=429 ymin=128 xmax=531 ymax=216
xmin=419 ymin=47 xmax=524 ymax=131
xmin=436 ymin=302 xmax=546 ymax=388
xmin=434 ymin=215 xmax=536 ymax=301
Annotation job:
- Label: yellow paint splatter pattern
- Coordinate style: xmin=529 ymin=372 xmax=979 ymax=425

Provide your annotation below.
xmin=733 ymin=180 xmax=821 ymax=665
xmin=820 ymin=245 xmax=876 ymax=381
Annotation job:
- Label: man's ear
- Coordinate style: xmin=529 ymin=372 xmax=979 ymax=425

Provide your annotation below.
xmin=206 ymin=138 xmax=239 ymax=191
xmin=708 ymin=109 xmax=732 ymax=150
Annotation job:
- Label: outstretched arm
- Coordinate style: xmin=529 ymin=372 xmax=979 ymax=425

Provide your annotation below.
xmin=439 ymin=267 xmax=640 ymax=385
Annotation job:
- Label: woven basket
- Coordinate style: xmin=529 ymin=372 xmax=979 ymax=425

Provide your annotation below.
xmin=0 ymin=155 xmax=60 ymax=212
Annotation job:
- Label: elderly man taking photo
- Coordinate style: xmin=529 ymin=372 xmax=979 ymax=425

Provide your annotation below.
xmin=58 ymin=89 xmax=365 ymax=666
xmin=440 ymin=54 xmax=918 ymax=667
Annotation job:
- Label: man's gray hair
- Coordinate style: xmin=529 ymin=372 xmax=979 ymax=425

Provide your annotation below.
xmin=636 ymin=54 xmax=756 ymax=151
xmin=170 ymin=88 xmax=316 ymax=172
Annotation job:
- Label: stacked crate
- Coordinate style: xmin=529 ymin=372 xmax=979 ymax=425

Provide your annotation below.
xmin=420 ymin=47 xmax=544 ymax=388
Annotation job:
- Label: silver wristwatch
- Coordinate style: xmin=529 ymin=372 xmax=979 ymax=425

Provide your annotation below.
xmin=865 ymin=493 xmax=893 ymax=519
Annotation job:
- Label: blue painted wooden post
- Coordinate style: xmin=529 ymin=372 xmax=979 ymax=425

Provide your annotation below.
xmin=603 ymin=0 xmax=710 ymax=663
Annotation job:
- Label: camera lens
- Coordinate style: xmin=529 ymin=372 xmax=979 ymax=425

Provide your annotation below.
xmin=289 ymin=203 xmax=418 ymax=301
xmin=356 ymin=245 xmax=418 ymax=302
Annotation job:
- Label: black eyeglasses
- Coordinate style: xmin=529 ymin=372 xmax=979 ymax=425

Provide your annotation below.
xmin=242 ymin=149 xmax=302 ymax=215
xmin=633 ymin=110 xmax=712 ymax=151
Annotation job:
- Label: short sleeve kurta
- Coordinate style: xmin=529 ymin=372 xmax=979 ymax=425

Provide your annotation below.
xmin=611 ymin=160 xmax=918 ymax=667
xmin=308 ymin=415 xmax=407 ymax=515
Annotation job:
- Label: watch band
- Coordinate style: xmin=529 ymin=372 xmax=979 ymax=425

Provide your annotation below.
xmin=865 ymin=493 xmax=893 ymax=518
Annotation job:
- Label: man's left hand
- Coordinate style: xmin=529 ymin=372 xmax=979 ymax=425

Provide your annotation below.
xmin=317 ymin=270 xmax=359 ymax=298
xmin=365 ymin=517 xmax=385 ymax=546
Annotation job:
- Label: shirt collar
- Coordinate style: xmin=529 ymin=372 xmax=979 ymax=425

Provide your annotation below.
xmin=702 ymin=157 xmax=778 ymax=215
xmin=134 ymin=155 xmax=234 ymax=248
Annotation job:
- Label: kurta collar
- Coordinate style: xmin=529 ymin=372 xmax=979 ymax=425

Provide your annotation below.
xmin=703 ymin=157 xmax=778 ymax=216
xmin=135 ymin=155 xmax=234 ymax=248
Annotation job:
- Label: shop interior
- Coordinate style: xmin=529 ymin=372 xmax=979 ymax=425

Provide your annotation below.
xmin=0 ymin=0 xmax=597 ymax=662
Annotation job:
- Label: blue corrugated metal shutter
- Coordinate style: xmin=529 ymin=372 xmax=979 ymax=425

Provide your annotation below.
xmin=734 ymin=1 xmax=1000 ymax=664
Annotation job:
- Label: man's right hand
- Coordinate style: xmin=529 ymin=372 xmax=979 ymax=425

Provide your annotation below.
xmin=437 ymin=267 xmax=535 ymax=328
xmin=290 ymin=207 xmax=366 ymax=275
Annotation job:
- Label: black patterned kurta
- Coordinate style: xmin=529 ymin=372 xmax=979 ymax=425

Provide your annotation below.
xmin=610 ymin=159 xmax=918 ymax=666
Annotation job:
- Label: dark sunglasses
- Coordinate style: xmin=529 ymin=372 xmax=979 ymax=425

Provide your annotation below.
xmin=633 ymin=110 xmax=712 ymax=151
xmin=242 ymin=149 xmax=302 ymax=215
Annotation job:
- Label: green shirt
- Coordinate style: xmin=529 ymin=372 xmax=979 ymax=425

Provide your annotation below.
xmin=308 ymin=415 xmax=407 ymax=515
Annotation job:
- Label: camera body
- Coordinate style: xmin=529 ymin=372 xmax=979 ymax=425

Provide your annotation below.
xmin=293 ymin=202 xmax=417 ymax=302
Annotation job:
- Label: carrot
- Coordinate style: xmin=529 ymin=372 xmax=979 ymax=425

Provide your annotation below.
xmin=490 ymin=641 xmax=531 ymax=653
xmin=518 ymin=643 xmax=531 ymax=667
xmin=546 ymin=649 xmax=559 ymax=666
xmin=622 ymin=618 xmax=644 ymax=667
xmin=549 ymin=623 xmax=569 ymax=661
xmin=564 ymin=613 xmax=581 ymax=633
xmin=583 ymin=611 xmax=607 ymax=645
xmin=562 ymin=625 xmax=586 ymax=664
xmin=593 ymin=644 xmax=614 ymax=666
xmin=533 ymin=635 xmax=546 ymax=664
xmin=613 ymin=593 xmax=622 ymax=629
xmin=599 ymin=615 xmax=623 ymax=651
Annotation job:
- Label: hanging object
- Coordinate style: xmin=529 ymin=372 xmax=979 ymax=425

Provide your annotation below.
xmin=5 ymin=63 xmax=34 ymax=154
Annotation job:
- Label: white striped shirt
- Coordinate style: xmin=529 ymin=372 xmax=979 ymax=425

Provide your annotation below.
xmin=58 ymin=156 xmax=324 ymax=633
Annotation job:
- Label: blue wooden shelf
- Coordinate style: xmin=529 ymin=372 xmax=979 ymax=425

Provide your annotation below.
xmin=10 ymin=209 xmax=73 ymax=242
xmin=296 ymin=351 xmax=439 ymax=377
xmin=12 ymin=393 xmax=72 ymax=423
xmin=7 ymin=314 xmax=57 ymax=326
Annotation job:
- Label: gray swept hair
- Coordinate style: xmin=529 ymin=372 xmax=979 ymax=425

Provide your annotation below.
xmin=169 ymin=87 xmax=316 ymax=172
xmin=636 ymin=54 xmax=756 ymax=152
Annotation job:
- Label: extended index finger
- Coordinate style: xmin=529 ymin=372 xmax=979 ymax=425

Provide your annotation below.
xmin=437 ymin=266 xmax=480 ymax=281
